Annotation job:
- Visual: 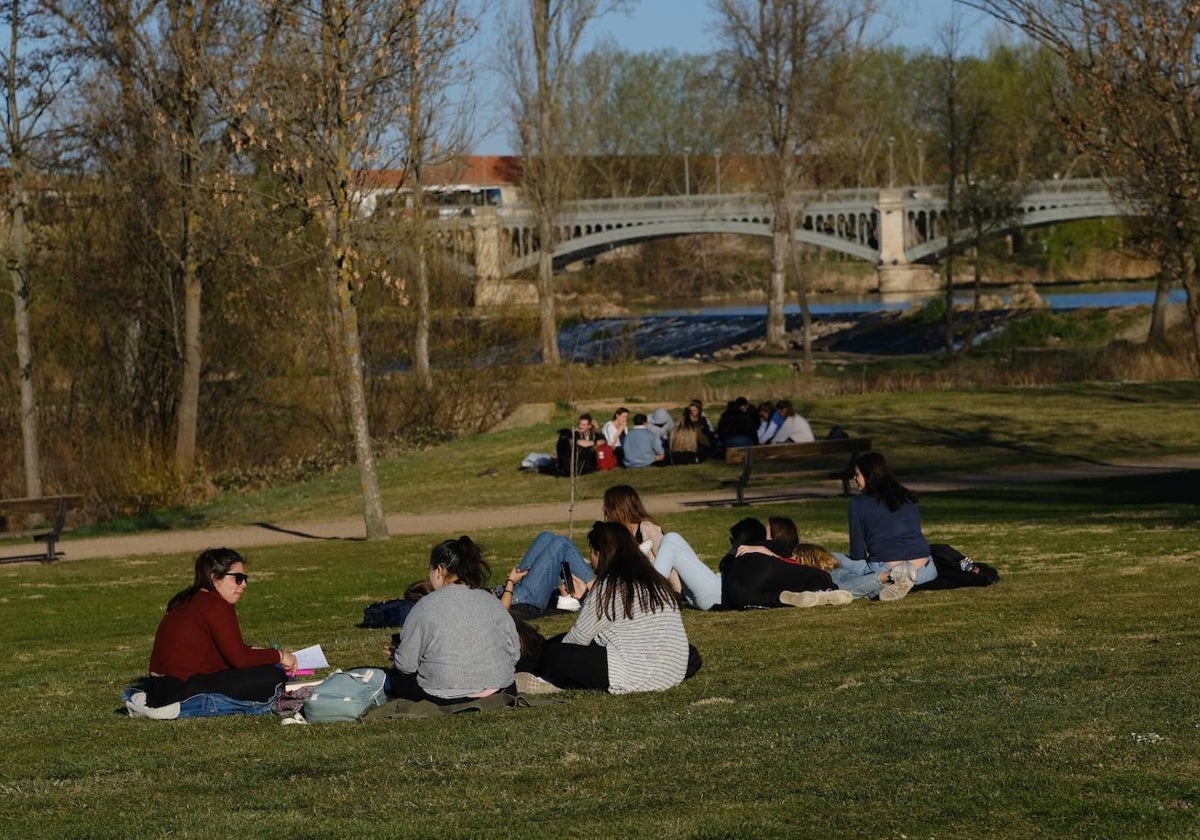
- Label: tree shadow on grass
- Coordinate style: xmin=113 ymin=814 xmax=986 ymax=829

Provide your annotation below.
xmin=924 ymin=470 xmax=1200 ymax=529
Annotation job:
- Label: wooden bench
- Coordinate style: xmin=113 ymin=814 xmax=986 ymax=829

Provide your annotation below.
xmin=0 ymin=495 xmax=82 ymax=564
xmin=721 ymin=438 xmax=872 ymax=505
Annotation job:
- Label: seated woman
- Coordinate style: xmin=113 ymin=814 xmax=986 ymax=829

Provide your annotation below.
xmin=669 ymin=410 xmax=712 ymax=465
xmin=832 ymin=452 xmax=939 ymax=601
xmin=542 ymin=521 xmax=693 ymax=693
xmin=388 ymin=536 xmax=521 ymax=704
xmin=497 ymin=531 xmax=596 ymax=617
xmin=143 ymin=548 xmax=296 ymax=708
xmin=603 ymin=484 xmax=722 ymax=611
xmin=770 ymin=400 xmax=815 ymax=444
xmin=720 ymin=517 xmax=847 ymax=609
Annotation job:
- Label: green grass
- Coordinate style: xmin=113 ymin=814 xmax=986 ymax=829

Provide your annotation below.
xmin=3 ymin=469 xmax=1200 ymax=838
xmin=46 ymin=379 xmax=1200 ymax=541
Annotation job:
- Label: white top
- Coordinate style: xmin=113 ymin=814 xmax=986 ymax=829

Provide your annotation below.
xmin=771 ymin=414 xmax=815 ymax=444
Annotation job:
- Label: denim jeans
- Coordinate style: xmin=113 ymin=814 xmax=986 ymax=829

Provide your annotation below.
xmin=652 ymin=532 xmax=722 ymax=610
xmin=831 ymin=553 xmax=938 ymax=599
xmin=511 ymin=532 xmax=595 ymax=609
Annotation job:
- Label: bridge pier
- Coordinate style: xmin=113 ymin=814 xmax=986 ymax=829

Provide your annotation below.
xmin=874 ymin=188 xmax=939 ymax=296
xmin=472 ymin=206 xmax=538 ymax=307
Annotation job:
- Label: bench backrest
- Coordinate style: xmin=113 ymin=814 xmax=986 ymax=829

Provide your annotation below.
xmin=724 ymin=438 xmax=872 ymax=464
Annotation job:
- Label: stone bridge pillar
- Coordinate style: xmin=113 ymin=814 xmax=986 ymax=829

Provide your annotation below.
xmin=473 ymin=206 xmax=538 ymax=307
xmin=875 ymin=188 xmax=938 ymax=296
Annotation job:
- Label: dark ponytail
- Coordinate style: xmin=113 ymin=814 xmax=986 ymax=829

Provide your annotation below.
xmin=166 ymin=547 xmax=245 ymax=612
xmin=429 ymin=536 xmax=491 ymax=589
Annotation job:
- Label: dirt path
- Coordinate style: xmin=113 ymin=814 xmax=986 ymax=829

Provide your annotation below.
xmin=18 ymin=454 xmax=1200 ymax=564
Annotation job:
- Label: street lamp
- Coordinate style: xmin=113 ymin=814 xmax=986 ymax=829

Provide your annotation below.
xmin=887 ymin=135 xmax=896 ymax=188
xmin=714 ymin=147 xmax=722 ymax=194
xmin=683 ymin=146 xmax=692 ymax=196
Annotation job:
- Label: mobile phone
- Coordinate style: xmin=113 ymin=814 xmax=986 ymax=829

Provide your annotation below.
xmin=560 ymin=560 xmax=572 ymax=592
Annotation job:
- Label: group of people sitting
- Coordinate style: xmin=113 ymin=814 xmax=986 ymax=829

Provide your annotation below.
xmin=135 ymin=452 xmax=935 ymax=712
xmin=557 ymin=396 xmax=819 ymax=475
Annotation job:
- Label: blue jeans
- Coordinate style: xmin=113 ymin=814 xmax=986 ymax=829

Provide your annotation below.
xmin=512 ymin=532 xmax=595 ymax=608
xmin=652 ymin=532 xmax=722 ymax=610
xmin=831 ymin=553 xmax=938 ymax=599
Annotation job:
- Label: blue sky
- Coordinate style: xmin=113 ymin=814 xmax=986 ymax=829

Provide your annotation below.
xmin=473 ymin=0 xmax=1010 ymax=154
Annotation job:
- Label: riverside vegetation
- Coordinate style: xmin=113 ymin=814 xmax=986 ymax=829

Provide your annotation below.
xmin=2 ymin=367 xmax=1199 ymax=838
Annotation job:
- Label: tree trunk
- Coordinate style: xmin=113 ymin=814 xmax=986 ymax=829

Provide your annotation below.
xmin=767 ymin=224 xmax=788 ymax=349
xmin=538 ymin=219 xmax=561 ymax=364
xmin=175 ymin=205 xmax=201 ymax=476
xmin=331 ymin=254 xmax=389 ymax=539
xmin=413 ymin=231 xmax=433 ymax=388
xmin=7 ymin=173 xmax=43 ymax=499
xmin=1147 ymin=274 xmax=1172 ymax=346
xmin=1181 ymin=251 xmax=1200 ymax=375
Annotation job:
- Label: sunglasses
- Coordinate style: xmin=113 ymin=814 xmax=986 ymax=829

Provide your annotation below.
xmin=224 ymin=572 xmax=249 ymax=585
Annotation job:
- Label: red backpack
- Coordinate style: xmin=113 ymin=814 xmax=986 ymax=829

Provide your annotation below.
xmin=595 ymin=442 xmax=618 ymax=471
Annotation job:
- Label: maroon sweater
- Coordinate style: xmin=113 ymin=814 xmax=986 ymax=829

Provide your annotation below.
xmin=149 ymin=588 xmax=279 ymax=681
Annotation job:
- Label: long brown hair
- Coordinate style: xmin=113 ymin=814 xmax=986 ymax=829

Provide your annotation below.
xmin=767 ymin=516 xmax=800 ymax=557
xmin=586 ymin=521 xmax=678 ymax=620
xmin=602 ymin=484 xmax=657 ymax=531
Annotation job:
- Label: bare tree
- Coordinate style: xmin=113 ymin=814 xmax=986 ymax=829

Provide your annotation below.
xmin=1 ymin=0 xmax=70 ymax=499
xmin=49 ymin=0 xmax=251 ymax=477
xmin=977 ymin=0 xmax=1200 ymax=361
xmin=713 ymin=0 xmax=877 ymax=364
xmin=504 ymin=0 xmax=630 ymax=365
xmin=237 ymin=0 xmax=439 ymax=539
xmin=401 ymin=0 xmax=475 ymax=390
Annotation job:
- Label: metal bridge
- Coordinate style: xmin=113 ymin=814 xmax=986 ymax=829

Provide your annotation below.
xmin=432 ymin=178 xmax=1135 ymax=296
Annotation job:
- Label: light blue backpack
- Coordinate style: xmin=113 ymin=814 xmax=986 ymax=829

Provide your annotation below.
xmin=302 ymin=668 xmax=388 ymax=723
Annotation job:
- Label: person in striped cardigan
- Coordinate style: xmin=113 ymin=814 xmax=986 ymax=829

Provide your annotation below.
xmin=542 ymin=521 xmax=696 ymax=694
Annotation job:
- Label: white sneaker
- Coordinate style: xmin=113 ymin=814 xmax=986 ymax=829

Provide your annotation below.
xmin=555 ymin=594 xmax=581 ymax=611
xmin=879 ymin=564 xmax=916 ymax=602
xmin=780 ymin=589 xmax=854 ymax=608
xmin=639 ymin=539 xmax=654 ymax=558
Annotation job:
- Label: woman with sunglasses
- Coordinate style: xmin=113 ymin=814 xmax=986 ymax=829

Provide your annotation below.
xmin=145 ymin=548 xmax=297 ymax=707
xmin=542 ymin=521 xmax=693 ymax=693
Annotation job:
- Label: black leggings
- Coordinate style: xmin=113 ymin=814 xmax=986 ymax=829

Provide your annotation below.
xmin=142 ymin=664 xmax=285 ymax=707
xmin=385 ymin=668 xmax=517 ymax=706
xmin=542 ymin=634 xmax=610 ymax=690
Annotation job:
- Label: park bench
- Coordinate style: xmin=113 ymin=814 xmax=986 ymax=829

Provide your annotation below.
xmin=0 ymin=495 xmax=82 ymax=564
xmin=721 ymin=438 xmax=872 ymax=506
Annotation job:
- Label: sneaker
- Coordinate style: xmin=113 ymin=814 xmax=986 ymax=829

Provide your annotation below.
xmin=780 ymin=589 xmax=854 ymax=608
xmin=515 ymin=672 xmax=562 ymax=695
xmin=555 ymin=594 xmax=581 ymax=612
xmin=879 ymin=564 xmax=916 ymax=602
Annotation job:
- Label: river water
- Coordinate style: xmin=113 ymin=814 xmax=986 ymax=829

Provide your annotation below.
xmin=554 ymin=283 xmax=1187 ymax=363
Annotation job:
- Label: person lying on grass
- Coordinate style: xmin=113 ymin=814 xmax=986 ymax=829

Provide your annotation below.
xmin=142 ymin=547 xmax=297 ymax=708
xmin=720 ymin=517 xmax=851 ymax=609
xmin=542 ymin=521 xmax=699 ymax=694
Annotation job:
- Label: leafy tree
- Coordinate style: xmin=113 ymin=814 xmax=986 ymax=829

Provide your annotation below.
xmin=981 ymin=0 xmax=1200 ymax=362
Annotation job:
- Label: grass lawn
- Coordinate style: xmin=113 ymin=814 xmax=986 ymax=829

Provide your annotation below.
xmin=68 ymin=379 xmax=1200 ymax=537
xmin=3 ymin=469 xmax=1199 ymax=838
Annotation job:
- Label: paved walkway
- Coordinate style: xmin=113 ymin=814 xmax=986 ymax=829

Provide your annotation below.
xmin=15 ymin=454 xmax=1200 ymax=564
